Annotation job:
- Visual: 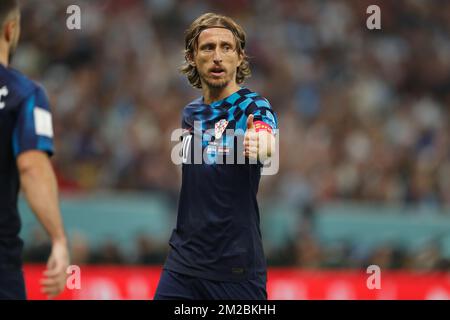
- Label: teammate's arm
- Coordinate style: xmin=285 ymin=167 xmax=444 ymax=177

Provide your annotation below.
xmin=13 ymin=87 xmax=69 ymax=298
xmin=17 ymin=151 xmax=69 ymax=298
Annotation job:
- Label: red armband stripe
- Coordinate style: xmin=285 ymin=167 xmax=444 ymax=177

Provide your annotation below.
xmin=254 ymin=121 xmax=273 ymax=134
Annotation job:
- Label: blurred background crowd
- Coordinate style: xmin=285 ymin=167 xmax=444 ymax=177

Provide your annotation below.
xmin=14 ymin=0 xmax=450 ymax=270
xmin=23 ymin=224 xmax=450 ymax=271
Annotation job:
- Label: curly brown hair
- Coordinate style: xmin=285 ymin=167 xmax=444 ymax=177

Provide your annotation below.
xmin=180 ymin=13 xmax=251 ymax=89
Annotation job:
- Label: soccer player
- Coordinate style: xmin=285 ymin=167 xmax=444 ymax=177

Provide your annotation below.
xmin=0 ymin=0 xmax=69 ymax=299
xmin=155 ymin=13 xmax=278 ymax=300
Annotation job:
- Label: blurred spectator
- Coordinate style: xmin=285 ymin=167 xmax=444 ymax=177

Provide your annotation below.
xmin=69 ymin=231 xmax=91 ymax=265
xmin=23 ymin=228 xmax=51 ymax=263
xmin=134 ymin=234 xmax=167 ymax=265
xmin=294 ymin=233 xmax=323 ymax=269
xmin=89 ymin=239 xmax=125 ymax=264
xmin=413 ymin=240 xmax=450 ymax=271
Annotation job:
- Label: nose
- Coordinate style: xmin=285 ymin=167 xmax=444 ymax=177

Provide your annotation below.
xmin=212 ymin=47 xmax=223 ymax=63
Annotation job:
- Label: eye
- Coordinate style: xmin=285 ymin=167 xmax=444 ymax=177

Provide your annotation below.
xmin=202 ymin=44 xmax=214 ymax=51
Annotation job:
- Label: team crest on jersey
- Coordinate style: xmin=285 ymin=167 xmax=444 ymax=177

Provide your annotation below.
xmin=215 ymin=119 xmax=228 ymax=140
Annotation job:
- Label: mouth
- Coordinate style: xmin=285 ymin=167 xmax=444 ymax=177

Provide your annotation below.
xmin=209 ymin=67 xmax=225 ymax=77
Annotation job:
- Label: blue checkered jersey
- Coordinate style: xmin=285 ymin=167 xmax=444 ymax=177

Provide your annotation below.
xmin=164 ymin=87 xmax=278 ymax=282
xmin=0 ymin=64 xmax=54 ymax=269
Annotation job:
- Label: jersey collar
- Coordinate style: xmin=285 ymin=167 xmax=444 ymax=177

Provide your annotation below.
xmin=204 ymin=87 xmax=248 ymax=109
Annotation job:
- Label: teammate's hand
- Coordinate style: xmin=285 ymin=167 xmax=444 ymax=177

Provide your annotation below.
xmin=244 ymin=114 xmax=259 ymax=160
xmin=41 ymin=240 xmax=70 ymax=299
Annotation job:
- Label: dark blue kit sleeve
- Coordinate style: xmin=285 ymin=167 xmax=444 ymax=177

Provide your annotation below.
xmin=12 ymin=86 xmax=54 ymax=158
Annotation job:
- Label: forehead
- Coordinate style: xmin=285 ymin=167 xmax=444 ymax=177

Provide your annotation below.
xmin=197 ymin=27 xmax=235 ymax=44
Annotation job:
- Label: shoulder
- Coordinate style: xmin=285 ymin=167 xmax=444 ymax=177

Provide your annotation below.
xmin=2 ymin=67 xmax=38 ymax=96
xmin=237 ymin=88 xmax=273 ymax=113
xmin=182 ymin=96 xmax=203 ymax=116
xmin=184 ymin=96 xmax=203 ymax=109
xmin=0 ymin=66 xmax=41 ymax=108
xmin=239 ymin=88 xmax=278 ymax=128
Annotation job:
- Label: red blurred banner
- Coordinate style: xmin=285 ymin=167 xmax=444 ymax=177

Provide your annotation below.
xmin=23 ymin=265 xmax=450 ymax=300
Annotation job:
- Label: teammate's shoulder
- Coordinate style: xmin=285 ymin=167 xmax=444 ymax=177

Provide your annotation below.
xmin=1 ymin=66 xmax=38 ymax=93
xmin=239 ymin=87 xmax=272 ymax=110
xmin=0 ymin=65 xmax=40 ymax=104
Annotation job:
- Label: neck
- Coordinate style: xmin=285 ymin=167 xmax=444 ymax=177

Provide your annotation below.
xmin=202 ymin=82 xmax=241 ymax=105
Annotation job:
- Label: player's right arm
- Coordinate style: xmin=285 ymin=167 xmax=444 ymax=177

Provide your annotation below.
xmin=244 ymin=99 xmax=278 ymax=163
xmin=13 ymin=86 xmax=69 ymax=298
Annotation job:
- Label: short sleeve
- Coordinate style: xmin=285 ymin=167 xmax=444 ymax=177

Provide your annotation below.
xmin=12 ymin=86 xmax=54 ymax=157
xmin=248 ymin=98 xmax=278 ymax=131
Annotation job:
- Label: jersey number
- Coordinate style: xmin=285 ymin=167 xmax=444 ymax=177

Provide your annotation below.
xmin=0 ymin=86 xmax=8 ymax=110
xmin=181 ymin=135 xmax=192 ymax=164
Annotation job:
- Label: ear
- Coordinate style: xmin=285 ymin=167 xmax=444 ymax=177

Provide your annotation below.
xmin=4 ymin=19 xmax=17 ymax=43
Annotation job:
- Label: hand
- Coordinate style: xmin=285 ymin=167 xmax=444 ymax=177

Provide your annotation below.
xmin=41 ymin=240 xmax=70 ymax=299
xmin=244 ymin=114 xmax=259 ymax=160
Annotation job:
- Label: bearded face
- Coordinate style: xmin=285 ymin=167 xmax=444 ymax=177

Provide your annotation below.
xmin=193 ymin=28 xmax=243 ymax=90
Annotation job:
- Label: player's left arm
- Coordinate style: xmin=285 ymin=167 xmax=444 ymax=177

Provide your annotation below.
xmin=244 ymin=100 xmax=278 ymax=162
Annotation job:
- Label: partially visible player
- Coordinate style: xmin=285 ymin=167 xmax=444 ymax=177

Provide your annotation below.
xmin=0 ymin=0 xmax=69 ymax=299
xmin=155 ymin=13 xmax=277 ymax=300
